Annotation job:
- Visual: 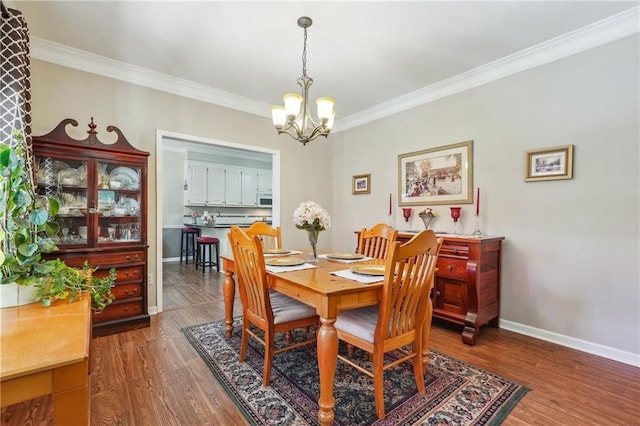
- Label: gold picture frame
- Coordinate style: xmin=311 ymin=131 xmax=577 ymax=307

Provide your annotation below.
xmin=525 ymin=145 xmax=574 ymax=182
xmin=398 ymin=141 xmax=473 ymax=206
xmin=352 ymin=174 xmax=371 ymax=195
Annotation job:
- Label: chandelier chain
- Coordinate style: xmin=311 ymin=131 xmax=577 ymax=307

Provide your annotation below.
xmin=302 ymin=27 xmax=308 ymax=77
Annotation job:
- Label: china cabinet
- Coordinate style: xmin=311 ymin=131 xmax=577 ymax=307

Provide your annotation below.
xmin=32 ymin=118 xmax=150 ymax=337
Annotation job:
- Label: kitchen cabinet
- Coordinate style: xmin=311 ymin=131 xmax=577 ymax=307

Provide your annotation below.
xmin=241 ymin=169 xmax=258 ymax=206
xmin=33 ymin=118 xmax=150 ymax=337
xmin=184 ymin=161 xmax=225 ymax=206
xmin=185 ymin=161 xmax=265 ymax=207
xmin=257 ymin=169 xmax=272 ymax=192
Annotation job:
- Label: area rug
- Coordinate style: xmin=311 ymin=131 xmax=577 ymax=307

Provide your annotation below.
xmin=182 ymin=319 xmax=529 ymax=425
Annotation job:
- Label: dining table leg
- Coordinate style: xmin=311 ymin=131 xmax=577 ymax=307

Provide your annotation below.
xmin=222 ymin=267 xmax=236 ymax=338
xmin=317 ymin=316 xmax=338 ymax=426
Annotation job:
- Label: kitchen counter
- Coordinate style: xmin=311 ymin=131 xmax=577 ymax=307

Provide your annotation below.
xmin=184 ymin=222 xmax=272 ymax=229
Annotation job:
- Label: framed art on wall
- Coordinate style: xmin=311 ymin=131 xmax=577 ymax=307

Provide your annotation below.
xmin=398 ymin=141 xmax=473 ymax=206
xmin=352 ymin=174 xmax=371 ymax=195
xmin=525 ymin=145 xmax=574 ymax=182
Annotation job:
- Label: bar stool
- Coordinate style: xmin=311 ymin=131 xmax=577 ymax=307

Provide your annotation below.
xmin=180 ymin=227 xmax=200 ymax=264
xmin=196 ymin=236 xmax=220 ymax=273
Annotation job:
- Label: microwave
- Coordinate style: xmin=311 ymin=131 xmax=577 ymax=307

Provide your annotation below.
xmin=257 ymin=192 xmax=272 ymax=207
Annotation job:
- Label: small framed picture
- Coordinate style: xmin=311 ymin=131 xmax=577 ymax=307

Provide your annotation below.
xmin=352 ymin=174 xmax=371 ymax=195
xmin=525 ymin=145 xmax=574 ymax=182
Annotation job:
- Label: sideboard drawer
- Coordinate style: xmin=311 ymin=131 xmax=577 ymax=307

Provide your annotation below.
xmin=436 ymin=258 xmax=467 ymax=279
xmin=439 ymin=242 xmax=469 ymax=259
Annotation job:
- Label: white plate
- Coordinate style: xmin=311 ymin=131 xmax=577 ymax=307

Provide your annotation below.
xmin=116 ymin=197 xmax=140 ymax=215
xmin=110 ymin=167 xmax=140 ymax=189
xmin=57 ymin=168 xmax=79 ymax=186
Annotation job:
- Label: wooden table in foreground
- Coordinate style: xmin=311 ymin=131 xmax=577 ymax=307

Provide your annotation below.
xmin=221 ymin=254 xmax=435 ymax=426
xmin=1 ymin=294 xmax=91 ymax=425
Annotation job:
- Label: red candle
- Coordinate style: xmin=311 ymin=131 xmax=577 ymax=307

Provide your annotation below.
xmin=389 ymin=193 xmax=392 ymax=216
xmin=476 ymin=187 xmax=480 ymax=216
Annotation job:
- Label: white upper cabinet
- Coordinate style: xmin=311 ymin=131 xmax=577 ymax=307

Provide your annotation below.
xmin=225 ymin=167 xmax=242 ymax=206
xmin=185 ymin=160 xmax=269 ymax=207
xmin=257 ymin=169 xmax=272 ymax=193
xmin=241 ymin=169 xmax=258 ymax=206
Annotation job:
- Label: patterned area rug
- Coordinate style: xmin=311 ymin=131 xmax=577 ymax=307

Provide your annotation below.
xmin=182 ymin=319 xmax=529 ymax=426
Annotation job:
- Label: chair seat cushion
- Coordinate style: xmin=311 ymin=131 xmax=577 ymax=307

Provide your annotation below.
xmin=335 ymin=305 xmax=379 ymax=343
xmin=183 ymin=227 xmax=199 ymax=233
xmin=269 ymin=291 xmax=317 ymax=324
xmin=196 ymin=236 xmax=219 ymax=243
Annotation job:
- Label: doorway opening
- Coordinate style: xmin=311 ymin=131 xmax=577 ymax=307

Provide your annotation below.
xmin=155 ymin=129 xmax=280 ymax=313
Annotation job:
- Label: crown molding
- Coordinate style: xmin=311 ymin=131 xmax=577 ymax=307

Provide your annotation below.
xmin=336 ymin=5 xmax=639 ymax=132
xmin=29 ymin=6 xmax=638 ymax=133
xmin=30 ymin=39 xmax=271 ymax=118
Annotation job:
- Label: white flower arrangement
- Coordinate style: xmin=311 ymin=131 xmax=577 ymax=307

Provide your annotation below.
xmin=293 ymin=201 xmax=331 ymax=232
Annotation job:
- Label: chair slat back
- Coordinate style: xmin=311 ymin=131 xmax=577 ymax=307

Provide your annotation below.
xmin=228 ymin=226 xmax=273 ymax=327
xmin=357 ymin=223 xmax=398 ymax=260
xmin=376 ymin=230 xmax=442 ymax=344
xmin=246 ymin=222 xmax=282 ymax=250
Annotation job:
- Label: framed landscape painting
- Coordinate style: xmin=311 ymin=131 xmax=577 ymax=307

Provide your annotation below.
xmin=398 ymin=141 xmax=473 ymax=206
xmin=352 ymin=174 xmax=371 ymax=195
xmin=525 ymin=145 xmax=574 ymax=182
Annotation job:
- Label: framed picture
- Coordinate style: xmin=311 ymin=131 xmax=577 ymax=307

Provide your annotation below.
xmin=398 ymin=140 xmax=473 ymax=206
xmin=352 ymin=174 xmax=371 ymax=195
xmin=525 ymin=145 xmax=574 ymax=182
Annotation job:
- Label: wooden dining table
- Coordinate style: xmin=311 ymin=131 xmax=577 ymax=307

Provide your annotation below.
xmin=220 ymin=252 xmax=434 ymax=426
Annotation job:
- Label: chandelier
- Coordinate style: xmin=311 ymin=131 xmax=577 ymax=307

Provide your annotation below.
xmin=270 ymin=17 xmax=335 ymax=146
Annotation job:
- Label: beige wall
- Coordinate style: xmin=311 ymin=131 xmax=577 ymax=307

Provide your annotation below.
xmin=29 ymin=35 xmax=639 ymax=363
xmin=330 ymin=35 xmax=639 ymax=358
xmin=29 ymin=60 xmax=335 ymax=309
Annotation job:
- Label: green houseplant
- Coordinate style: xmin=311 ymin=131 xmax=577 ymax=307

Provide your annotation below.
xmin=1 ymin=130 xmax=115 ymax=310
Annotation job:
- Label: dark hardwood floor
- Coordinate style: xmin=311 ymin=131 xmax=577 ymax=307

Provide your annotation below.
xmin=3 ymin=262 xmax=639 ymax=425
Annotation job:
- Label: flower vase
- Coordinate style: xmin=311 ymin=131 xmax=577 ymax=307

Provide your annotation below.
xmin=420 ymin=215 xmax=435 ymax=230
xmin=307 ymin=230 xmax=319 ymax=263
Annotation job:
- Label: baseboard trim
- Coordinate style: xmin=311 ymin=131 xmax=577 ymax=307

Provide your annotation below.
xmin=500 ymin=319 xmax=639 ymax=367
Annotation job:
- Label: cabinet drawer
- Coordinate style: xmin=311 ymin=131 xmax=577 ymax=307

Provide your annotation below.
xmin=439 ymin=243 xmax=469 ymax=258
xmin=94 ymin=265 xmax=143 ymax=283
xmin=93 ymin=300 xmax=144 ymax=324
xmin=111 ymin=283 xmax=143 ymax=300
xmin=436 ymin=258 xmax=467 ymax=279
xmin=93 ymin=251 xmax=145 ymax=265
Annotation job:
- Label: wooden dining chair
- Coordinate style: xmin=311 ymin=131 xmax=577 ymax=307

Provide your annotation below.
xmin=356 ymin=223 xmax=398 ymax=260
xmin=227 ymin=226 xmax=318 ymax=386
xmin=246 ymin=221 xmax=282 ymax=250
xmin=335 ymin=230 xmax=443 ymax=419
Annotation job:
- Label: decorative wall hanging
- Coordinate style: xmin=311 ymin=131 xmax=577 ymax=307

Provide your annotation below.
xmin=398 ymin=141 xmax=473 ymax=206
xmin=352 ymin=174 xmax=371 ymax=195
xmin=525 ymin=145 xmax=574 ymax=181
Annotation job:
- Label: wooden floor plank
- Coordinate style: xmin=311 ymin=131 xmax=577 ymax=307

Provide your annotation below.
xmin=2 ymin=261 xmax=638 ymax=425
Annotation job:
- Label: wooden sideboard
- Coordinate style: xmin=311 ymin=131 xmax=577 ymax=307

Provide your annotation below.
xmin=1 ymin=294 xmax=91 ymax=424
xmin=398 ymin=232 xmax=504 ymax=345
xmin=356 ymin=230 xmax=504 ymax=345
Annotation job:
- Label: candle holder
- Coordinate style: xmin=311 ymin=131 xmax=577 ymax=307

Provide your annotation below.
xmin=450 ymin=207 xmax=461 ymax=234
xmin=472 ymin=214 xmax=483 ymax=237
xmin=402 ymin=208 xmax=412 ymax=223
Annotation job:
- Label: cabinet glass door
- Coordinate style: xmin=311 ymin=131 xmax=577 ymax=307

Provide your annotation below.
xmin=97 ymin=162 xmax=142 ymax=244
xmin=35 ymin=156 xmax=89 ymax=246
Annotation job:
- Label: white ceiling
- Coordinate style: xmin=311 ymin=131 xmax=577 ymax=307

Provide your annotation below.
xmin=10 ymin=1 xmax=639 ymax=131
